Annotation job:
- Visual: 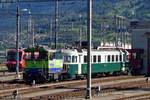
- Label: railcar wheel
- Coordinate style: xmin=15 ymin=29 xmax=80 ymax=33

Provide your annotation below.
xmin=113 ymin=72 xmax=117 ymax=76
xmin=105 ymin=72 xmax=110 ymax=76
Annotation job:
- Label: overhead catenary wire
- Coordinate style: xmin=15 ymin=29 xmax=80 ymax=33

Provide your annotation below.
xmin=0 ymin=0 xmax=86 ymax=3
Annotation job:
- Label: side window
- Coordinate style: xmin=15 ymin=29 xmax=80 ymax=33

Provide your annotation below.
xmin=72 ymin=56 xmax=74 ymax=63
xmin=84 ymin=56 xmax=87 ymax=63
xmin=120 ymin=55 xmax=122 ymax=61
xmin=68 ymin=56 xmax=71 ymax=63
xmin=72 ymin=56 xmax=77 ymax=63
xmin=75 ymin=56 xmax=77 ymax=63
xmin=93 ymin=55 xmax=96 ymax=62
xmin=105 ymin=55 xmax=107 ymax=62
xmin=107 ymin=55 xmax=110 ymax=62
xmin=116 ymin=55 xmax=118 ymax=62
xmin=112 ymin=55 xmax=114 ymax=62
xmin=98 ymin=55 xmax=101 ymax=62
xmin=64 ymin=56 xmax=67 ymax=62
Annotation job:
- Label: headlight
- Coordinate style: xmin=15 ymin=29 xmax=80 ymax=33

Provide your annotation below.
xmin=122 ymin=67 xmax=125 ymax=71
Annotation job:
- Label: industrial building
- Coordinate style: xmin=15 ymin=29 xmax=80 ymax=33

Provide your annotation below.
xmin=131 ymin=21 xmax=150 ymax=75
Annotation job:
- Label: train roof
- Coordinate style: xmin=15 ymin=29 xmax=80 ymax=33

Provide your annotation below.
xmin=24 ymin=46 xmax=61 ymax=53
xmin=25 ymin=46 xmax=50 ymax=52
xmin=62 ymin=48 xmax=123 ymax=55
xmin=97 ymin=46 xmax=123 ymax=50
xmin=7 ymin=49 xmax=24 ymax=52
xmin=126 ymin=49 xmax=144 ymax=52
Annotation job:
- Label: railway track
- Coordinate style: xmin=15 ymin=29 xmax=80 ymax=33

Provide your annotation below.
xmin=116 ymin=93 xmax=150 ymax=100
xmin=0 ymin=72 xmax=22 ymax=77
xmin=0 ymin=80 xmax=27 ymax=90
xmin=0 ymin=75 xmax=137 ymax=91
xmin=0 ymin=75 xmax=146 ymax=100
xmin=24 ymin=82 xmax=150 ymax=100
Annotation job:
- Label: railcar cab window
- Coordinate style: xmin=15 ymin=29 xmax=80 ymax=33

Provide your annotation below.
xmin=64 ymin=55 xmax=71 ymax=63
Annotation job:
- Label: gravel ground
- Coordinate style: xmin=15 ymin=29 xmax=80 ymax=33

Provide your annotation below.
xmin=65 ymin=88 xmax=150 ymax=100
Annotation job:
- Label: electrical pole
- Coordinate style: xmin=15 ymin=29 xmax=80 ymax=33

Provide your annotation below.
xmin=28 ymin=10 xmax=32 ymax=47
xmin=54 ymin=0 xmax=58 ymax=49
xmin=86 ymin=0 xmax=92 ymax=99
xmin=16 ymin=1 xmax=20 ymax=78
xmin=123 ymin=17 xmax=126 ymax=49
xmin=50 ymin=19 xmax=53 ymax=43
xmin=114 ymin=15 xmax=118 ymax=48
xmin=118 ymin=16 xmax=121 ymax=47
xmin=79 ymin=14 xmax=82 ymax=47
xmin=32 ymin=20 xmax=35 ymax=47
xmin=28 ymin=10 xmax=34 ymax=47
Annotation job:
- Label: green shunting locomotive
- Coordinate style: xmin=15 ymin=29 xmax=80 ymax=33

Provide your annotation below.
xmin=23 ymin=46 xmax=63 ymax=83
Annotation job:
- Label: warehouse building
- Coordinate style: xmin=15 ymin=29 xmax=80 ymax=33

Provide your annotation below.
xmin=131 ymin=21 xmax=150 ymax=75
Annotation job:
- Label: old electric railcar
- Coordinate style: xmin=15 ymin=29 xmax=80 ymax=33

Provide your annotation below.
xmin=23 ymin=47 xmax=63 ymax=83
xmin=63 ymin=49 xmax=129 ymax=79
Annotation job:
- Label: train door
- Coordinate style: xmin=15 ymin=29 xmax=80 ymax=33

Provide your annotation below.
xmin=147 ymin=38 xmax=150 ymax=75
xmin=78 ymin=54 xmax=82 ymax=75
xmin=126 ymin=49 xmax=143 ymax=75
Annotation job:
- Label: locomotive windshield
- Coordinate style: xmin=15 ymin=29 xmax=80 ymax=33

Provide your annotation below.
xmin=53 ymin=52 xmax=62 ymax=59
xmin=7 ymin=51 xmax=22 ymax=61
xmin=25 ymin=51 xmax=48 ymax=60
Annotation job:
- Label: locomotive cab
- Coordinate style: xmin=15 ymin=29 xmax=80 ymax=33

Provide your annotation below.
xmin=23 ymin=47 xmax=63 ymax=83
